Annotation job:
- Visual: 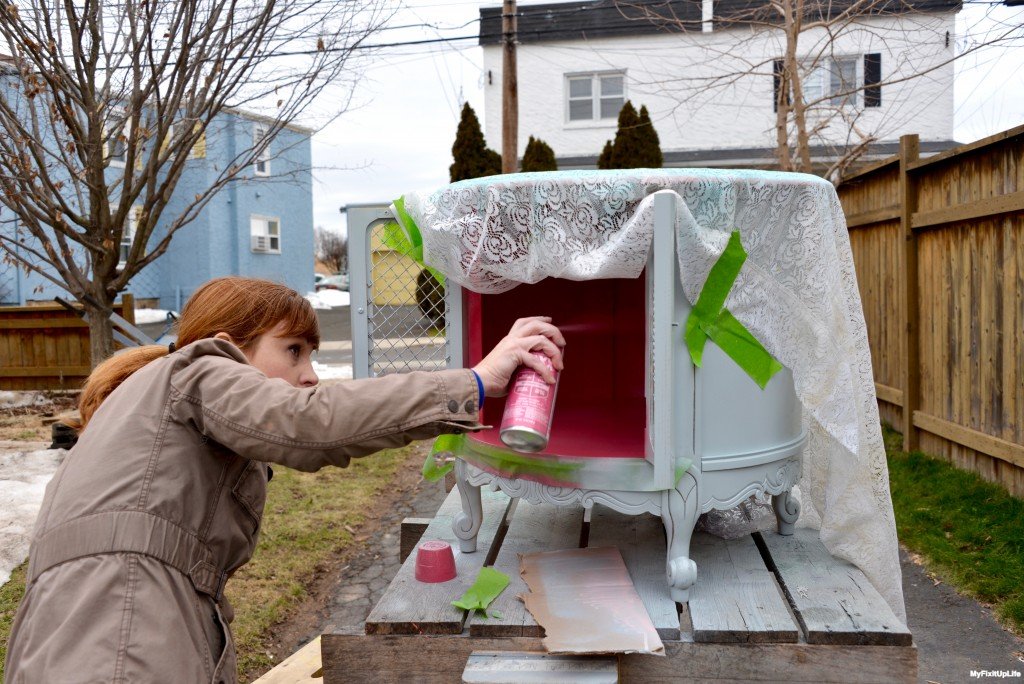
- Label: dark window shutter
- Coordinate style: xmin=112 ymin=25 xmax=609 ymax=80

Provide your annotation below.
xmin=864 ymin=53 xmax=882 ymax=107
xmin=773 ymin=59 xmax=784 ymax=112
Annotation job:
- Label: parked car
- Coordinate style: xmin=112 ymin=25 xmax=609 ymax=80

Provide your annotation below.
xmin=315 ymin=274 xmax=349 ymax=292
xmin=314 ymin=273 xmax=326 ymax=286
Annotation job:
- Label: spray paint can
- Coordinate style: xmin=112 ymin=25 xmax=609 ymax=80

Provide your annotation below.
xmin=499 ymin=350 xmax=562 ymax=453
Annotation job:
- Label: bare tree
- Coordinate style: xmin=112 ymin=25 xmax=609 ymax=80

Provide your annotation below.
xmin=0 ymin=0 xmax=388 ymax=364
xmin=622 ymin=0 xmax=1024 ymax=176
xmin=315 ymin=226 xmax=347 ymax=275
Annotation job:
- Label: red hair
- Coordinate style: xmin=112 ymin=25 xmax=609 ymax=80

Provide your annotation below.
xmin=72 ymin=277 xmax=319 ymax=429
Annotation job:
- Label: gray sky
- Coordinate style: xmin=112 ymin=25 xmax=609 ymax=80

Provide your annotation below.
xmin=311 ymin=0 xmax=1024 ymax=235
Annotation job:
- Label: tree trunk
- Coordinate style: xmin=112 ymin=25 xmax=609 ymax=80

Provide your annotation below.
xmin=86 ymin=299 xmax=117 ymax=368
xmin=788 ymin=0 xmax=813 ymax=173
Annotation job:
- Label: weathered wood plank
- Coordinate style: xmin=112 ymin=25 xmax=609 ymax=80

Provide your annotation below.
xmin=756 ymin=529 xmax=912 ymax=646
xmin=845 ymin=205 xmax=900 ymax=229
xmin=364 ymin=487 xmax=512 ymax=635
xmin=399 ymin=517 xmax=431 ymax=564
xmin=911 ymin=189 xmax=1024 ymax=231
xmin=469 ymin=501 xmax=584 ymax=638
xmin=252 ymin=636 xmax=322 ymax=683
xmin=906 ymin=120 xmax=1024 ymax=172
xmin=839 ymin=154 xmax=899 ymax=184
xmin=899 ymin=134 xmax=922 ymax=451
xmin=0 ymin=366 xmax=92 ymax=377
xmin=587 ymin=506 xmax=680 ymax=641
xmin=463 ymin=651 xmax=617 ymax=683
xmin=322 ymin=633 xmax=917 ymax=683
xmin=913 ymin=410 xmax=1024 ymax=469
xmin=687 ymin=532 xmax=799 ymax=644
xmin=874 ymin=382 xmax=903 ymax=407
xmin=0 ymin=319 xmax=89 ymax=329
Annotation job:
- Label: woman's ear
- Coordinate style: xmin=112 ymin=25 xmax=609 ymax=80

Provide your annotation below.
xmin=213 ymin=332 xmax=234 ymax=344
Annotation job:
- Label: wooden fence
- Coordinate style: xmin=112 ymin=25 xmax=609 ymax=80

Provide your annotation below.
xmin=838 ymin=125 xmax=1024 ymax=496
xmin=0 ymin=295 xmax=135 ymax=391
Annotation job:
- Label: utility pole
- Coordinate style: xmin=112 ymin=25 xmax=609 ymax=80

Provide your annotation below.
xmin=501 ymin=0 xmax=518 ymax=174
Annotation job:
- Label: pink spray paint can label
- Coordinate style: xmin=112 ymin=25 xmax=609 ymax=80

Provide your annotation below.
xmin=499 ymin=350 xmax=561 ymax=453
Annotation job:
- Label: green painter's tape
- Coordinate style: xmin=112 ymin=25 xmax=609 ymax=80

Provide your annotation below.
xmin=452 ymin=567 xmax=510 ymax=618
xmin=675 ymin=457 xmax=694 ymax=486
xmin=469 ymin=448 xmax=584 ymax=482
xmin=422 ymin=434 xmax=465 ymax=482
xmin=387 ymin=196 xmax=445 ymax=285
xmin=684 ymin=231 xmax=782 ymax=390
xmin=426 ymin=433 xmax=584 ymax=485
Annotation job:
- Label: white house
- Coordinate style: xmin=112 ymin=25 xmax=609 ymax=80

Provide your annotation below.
xmin=479 ymin=0 xmax=960 ymax=168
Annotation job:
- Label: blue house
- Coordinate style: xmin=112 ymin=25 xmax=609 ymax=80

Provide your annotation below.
xmin=0 ymin=105 xmax=315 ymax=310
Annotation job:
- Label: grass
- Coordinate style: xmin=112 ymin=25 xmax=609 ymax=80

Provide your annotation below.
xmin=0 ymin=562 xmax=27 ymax=676
xmin=230 ymin=445 xmax=414 ymax=678
xmin=884 ymin=424 xmax=1024 ymax=634
xmin=0 ymin=443 xmax=417 ymax=682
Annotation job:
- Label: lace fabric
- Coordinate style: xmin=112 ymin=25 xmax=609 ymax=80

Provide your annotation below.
xmin=404 ymin=168 xmax=905 ymax=623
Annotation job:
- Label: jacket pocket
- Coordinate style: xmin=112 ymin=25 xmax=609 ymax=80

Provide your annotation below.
xmin=209 ymin=600 xmax=237 ymax=684
xmin=231 ymin=460 xmax=268 ymax=533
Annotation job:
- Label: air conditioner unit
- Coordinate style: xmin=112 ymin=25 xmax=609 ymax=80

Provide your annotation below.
xmin=251 ymin=234 xmax=270 ymax=252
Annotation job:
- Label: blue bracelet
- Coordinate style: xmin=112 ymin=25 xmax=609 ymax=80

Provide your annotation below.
xmin=471 ymin=370 xmax=485 ymax=410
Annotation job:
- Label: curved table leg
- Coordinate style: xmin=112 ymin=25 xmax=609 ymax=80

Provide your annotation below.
xmin=452 ymin=459 xmax=483 ymax=553
xmin=662 ymin=473 xmax=699 ymax=603
xmin=772 ymin=489 xmax=800 ymax=536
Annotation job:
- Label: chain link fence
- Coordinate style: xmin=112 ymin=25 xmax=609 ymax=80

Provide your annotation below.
xmin=0 ymin=253 xmax=18 ymax=304
xmin=366 ymin=221 xmax=449 ymax=376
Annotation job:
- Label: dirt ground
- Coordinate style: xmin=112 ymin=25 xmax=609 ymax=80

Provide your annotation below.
xmin=0 ymin=393 xmax=77 ymax=443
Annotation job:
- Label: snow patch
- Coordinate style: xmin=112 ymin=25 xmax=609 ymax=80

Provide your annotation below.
xmin=313 ymin=361 xmax=353 ymax=381
xmin=0 ymin=391 xmax=52 ymax=410
xmin=0 ymin=449 xmax=64 ymax=586
xmin=134 ymin=308 xmax=177 ymax=325
xmin=305 ymin=290 xmax=350 ymax=309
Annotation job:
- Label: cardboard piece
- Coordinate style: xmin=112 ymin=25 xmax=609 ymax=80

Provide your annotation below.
xmin=519 ymin=546 xmax=665 ymax=656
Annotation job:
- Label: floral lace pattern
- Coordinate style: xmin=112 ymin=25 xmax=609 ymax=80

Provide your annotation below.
xmin=404 ymin=169 xmax=905 ymax=622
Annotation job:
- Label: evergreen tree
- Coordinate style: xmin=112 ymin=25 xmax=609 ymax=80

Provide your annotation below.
xmin=449 ymin=103 xmax=503 ymax=182
xmin=636 ymin=105 xmax=664 ymax=168
xmin=597 ymin=101 xmax=664 ymax=170
xmin=608 ymin=101 xmax=641 ymax=169
xmin=521 ymin=136 xmax=558 ymax=172
xmin=596 ymin=140 xmax=614 ymax=170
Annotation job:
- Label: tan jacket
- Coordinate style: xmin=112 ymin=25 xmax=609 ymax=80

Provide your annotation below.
xmin=5 ymin=338 xmax=480 ymax=684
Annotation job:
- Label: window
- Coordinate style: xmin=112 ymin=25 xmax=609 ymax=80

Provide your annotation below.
xmin=187 ymin=122 xmax=207 ymax=159
xmin=108 ymin=113 xmax=129 ymax=166
xmin=253 ymin=123 xmax=270 ymax=176
xmin=773 ymin=54 xmax=881 ymax=110
xmin=119 ymin=206 xmax=141 ymax=265
xmin=250 ymin=215 xmax=280 ymax=253
xmin=566 ymin=72 xmax=625 ymax=122
xmin=801 ymin=56 xmax=859 ymax=107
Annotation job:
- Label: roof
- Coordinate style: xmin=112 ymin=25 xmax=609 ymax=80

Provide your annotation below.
xmin=479 ymin=0 xmax=961 ymax=45
xmin=551 ymin=138 xmax=961 ymax=170
xmin=223 ymin=107 xmax=315 ymax=136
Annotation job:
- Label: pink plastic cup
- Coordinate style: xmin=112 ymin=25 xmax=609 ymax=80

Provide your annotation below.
xmin=415 ymin=540 xmax=457 ymax=583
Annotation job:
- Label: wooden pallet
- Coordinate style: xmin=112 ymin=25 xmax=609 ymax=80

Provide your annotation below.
xmin=322 ymin=487 xmax=916 ymax=683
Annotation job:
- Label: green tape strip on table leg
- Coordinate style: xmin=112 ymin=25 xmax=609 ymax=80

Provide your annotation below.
xmin=684 ymin=231 xmax=783 ymax=390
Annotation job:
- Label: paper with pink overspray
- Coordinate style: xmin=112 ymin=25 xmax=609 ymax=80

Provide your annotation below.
xmin=519 ymin=546 xmax=665 ymax=656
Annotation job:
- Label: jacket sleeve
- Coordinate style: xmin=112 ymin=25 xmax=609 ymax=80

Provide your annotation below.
xmin=169 ymin=355 xmax=484 ymax=471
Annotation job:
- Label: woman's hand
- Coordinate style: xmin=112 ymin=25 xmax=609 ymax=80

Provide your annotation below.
xmin=472 ymin=316 xmax=566 ymax=397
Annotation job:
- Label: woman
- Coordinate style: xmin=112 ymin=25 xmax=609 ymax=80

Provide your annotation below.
xmin=5 ymin=277 xmax=564 ymax=683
